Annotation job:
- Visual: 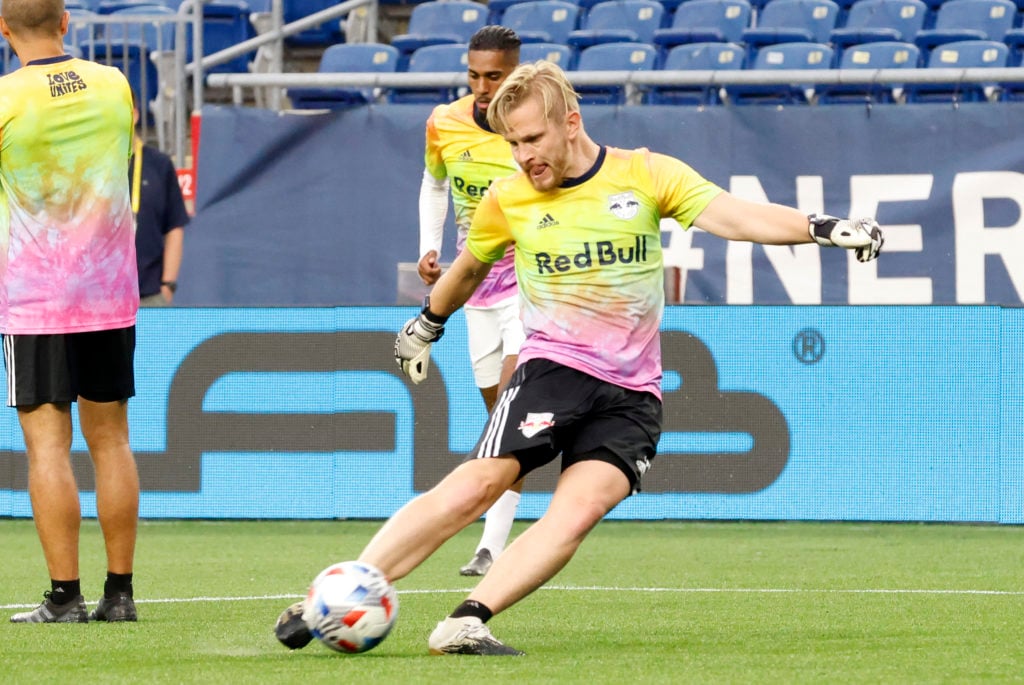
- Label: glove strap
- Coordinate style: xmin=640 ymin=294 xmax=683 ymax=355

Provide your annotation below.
xmin=421 ymin=295 xmax=449 ymax=325
xmin=808 ymin=214 xmax=838 ymax=247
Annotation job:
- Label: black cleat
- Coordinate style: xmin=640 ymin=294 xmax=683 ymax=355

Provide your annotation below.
xmin=90 ymin=592 xmax=137 ymax=622
xmin=10 ymin=592 xmax=88 ymax=623
xmin=459 ymin=548 xmax=493 ymax=577
xmin=275 ymin=601 xmax=313 ymax=649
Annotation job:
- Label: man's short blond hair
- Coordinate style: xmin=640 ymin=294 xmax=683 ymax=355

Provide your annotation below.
xmin=486 ymin=60 xmax=580 ymax=136
xmin=1 ymin=0 xmax=65 ymax=37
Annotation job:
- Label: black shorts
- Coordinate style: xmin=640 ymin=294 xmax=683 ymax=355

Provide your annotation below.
xmin=2 ymin=327 xmax=136 ymax=407
xmin=469 ymin=358 xmax=663 ymax=494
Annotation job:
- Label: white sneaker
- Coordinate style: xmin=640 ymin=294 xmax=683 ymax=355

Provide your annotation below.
xmin=428 ymin=616 xmax=524 ymax=656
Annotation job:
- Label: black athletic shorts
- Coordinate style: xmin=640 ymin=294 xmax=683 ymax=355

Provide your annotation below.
xmin=468 ymin=358 xmax=662 ymax=494
xmin=2 ymin=326 xmax=136 ymax=407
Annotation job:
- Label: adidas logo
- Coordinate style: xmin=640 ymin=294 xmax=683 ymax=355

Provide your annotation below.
xmin=458 ymin=150 xmax=473 ymax=162
xmin=537 ymin=213 xmax=559 ymax=229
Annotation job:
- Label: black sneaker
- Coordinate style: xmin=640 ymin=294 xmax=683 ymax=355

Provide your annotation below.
xmin=428 ymin=616 xmax=524 ymax=656
xmin=10 ymin=592 xmax=88 ymax=623
xmin=90 ymin=592 xmax=137 ymax=622
xmin=275 ymin=601 xmax=313 ymax=649
xmin=459 ymin=548 xmax=493 ymax=577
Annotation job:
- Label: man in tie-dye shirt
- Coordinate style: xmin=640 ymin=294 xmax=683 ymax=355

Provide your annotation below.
xmin=1 ymin=0 xmax=141 ymax=624
xmin=385 ymin=60 xmax=884 ymax=655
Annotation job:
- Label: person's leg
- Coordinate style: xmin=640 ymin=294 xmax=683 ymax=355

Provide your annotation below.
xmin=360 ymin=456 xmax=522 ymax=581
xmin=78 ymin=398 xmax=137 ymax=577
xmin=18 ymin=403 xmax=78 ymax=582
xmin=428 ymin=459 xmax=630 ymax=655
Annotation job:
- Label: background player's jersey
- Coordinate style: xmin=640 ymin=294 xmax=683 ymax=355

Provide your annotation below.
xmin=466 ymin=146 xmax=722 ymax=398
xmin=425 ymin=95 xmax=517 ymax=307
xmin=0 ymin=56 xmax=136 ymax=334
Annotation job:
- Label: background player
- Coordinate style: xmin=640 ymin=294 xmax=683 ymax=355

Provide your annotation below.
xmin=1 ymin=0 xmax=141 ymax=624
xmin=417 ymin=25 xmax=526 ymax=577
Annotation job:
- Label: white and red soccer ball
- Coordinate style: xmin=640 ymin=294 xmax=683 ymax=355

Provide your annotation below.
xmin=301 ymin=561 xmax=399 ymax=654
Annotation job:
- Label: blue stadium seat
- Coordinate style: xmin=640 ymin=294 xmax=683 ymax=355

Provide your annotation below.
xmin=66 ymin=9 xmax=101 ymax=50
xmin=817 ymin=41 xmax=920 ymax=103
xmin=287 ymin=43 xmax=400 ymax=109
xmin=389 ymin=43 xmax=469 ymax=104
xmin=567 ymin=0 xmax=665 ymax=51
xmin=913 ymin=0 xmax=1016 ymax=52
xmin=652 ymin=0 xmax=752 ymax=51
xmin=487 ymin=0 xmax=560 ymax=23
xmin=519 ymin=42 xmax=574 ymax=67
xmin=648 ymin=41 xmax=744 ymax=104
xmin=1005 ymin=28 xmax=1024 ymax=67
xmin=741 ymin=0 xmax=839 ymax=60
xmin=725 ymin=42 xmax=833 ymax=104
xmin=829 ymin=0 xmax=927 ymax=53
xmin=280 ymin=0 xmax=346 ymax=45
xmin=500 ymin=1 xmax=581 ymax=44
xmin=107 ymin=4 xmax=177 ymax=52
xmin=95 ymin=0 xmax=166 ymax=13
xmin=572 ymin=41 xmax=658 ymax=103
xmin=390 ymin=1 xmax=487 ymax=68
xmin=197 ymin=0 xmax=253 ymax=72
xmin=905 ymin=39 xmax=1008 ymax=102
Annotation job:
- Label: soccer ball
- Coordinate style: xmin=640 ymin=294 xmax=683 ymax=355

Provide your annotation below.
xmin=301 ymin=561 xmax=399 ymax=654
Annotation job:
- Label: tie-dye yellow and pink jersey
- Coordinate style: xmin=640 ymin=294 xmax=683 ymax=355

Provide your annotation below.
xmin=424 ymin=94 xmax=517 ymax=307
xmin=466 ymin=146 xmax=722 ymax=398
xmin=0 ymin=55 xmax=137 ymax=334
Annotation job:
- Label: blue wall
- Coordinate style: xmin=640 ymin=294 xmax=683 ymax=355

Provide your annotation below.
xmin=179 ymin=103 xmax=1024 ymax=306
xmin=1 ymin=306 xmax=1020 ymax=522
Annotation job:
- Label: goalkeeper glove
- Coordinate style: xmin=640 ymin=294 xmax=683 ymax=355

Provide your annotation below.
xmin=808 ymin=214 xmax=884 ymax=263
xmin=394 ymin=298 xmax=447 ymax=384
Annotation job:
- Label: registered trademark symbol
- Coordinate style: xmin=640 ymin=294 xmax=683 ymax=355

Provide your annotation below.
xmin=793 ymin=328 xmax=825 ymax=364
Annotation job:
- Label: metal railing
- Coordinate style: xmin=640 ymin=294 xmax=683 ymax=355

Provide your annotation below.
xmin=208 ymin=66 xmax=1024 ymax=107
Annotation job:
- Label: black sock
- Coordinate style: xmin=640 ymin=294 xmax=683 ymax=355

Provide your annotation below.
xmin=104 ymin=572 xmax=134 ymax=598
xmin=49 ymin=579 xmax=81 ymax=605
xmin=450 ymin=599 xmax=493 ymax=624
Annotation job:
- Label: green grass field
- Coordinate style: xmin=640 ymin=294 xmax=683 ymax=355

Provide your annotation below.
xmin=3 ymin=519 xmax=1024 ymax=683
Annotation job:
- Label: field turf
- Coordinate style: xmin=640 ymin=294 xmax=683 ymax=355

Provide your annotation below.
xmin=3 ymin=519 xmax=1024 ymax=683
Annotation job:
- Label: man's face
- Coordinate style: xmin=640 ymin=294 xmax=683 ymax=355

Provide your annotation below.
xmin=502 ymin=95 xmax=574 ymax=192
xmin=467 ymin=49 xmax=518 ymax=114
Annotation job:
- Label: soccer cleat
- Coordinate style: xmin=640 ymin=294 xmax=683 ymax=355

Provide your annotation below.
xmin=459 ymin=548 xmax=493 ymax=577
xmin=90 ymin=592 xmax=137 ymax=622
xmin=275 ymin=601 xmax=313 ymax=649
xmin=428 ymin=616 xmax=524 ymax=656
xmin=10 ymin=592 xmax=88 ymax=624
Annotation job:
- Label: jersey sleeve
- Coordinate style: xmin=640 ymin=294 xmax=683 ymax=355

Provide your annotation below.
xmin=647 ymin=151 xmax=723 ymax=229
xmin=465 ymin=186 xmax=513 ymax=264
xmin=423 ymin=107 xmax=447 ymax=181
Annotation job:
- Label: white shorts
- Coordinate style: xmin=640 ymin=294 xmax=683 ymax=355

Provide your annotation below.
xmin=464 ymin=297 xmax=525 ymax=389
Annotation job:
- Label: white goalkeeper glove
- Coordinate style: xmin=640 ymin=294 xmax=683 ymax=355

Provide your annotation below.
xmin=808 ymin=214 xmax=884 ymax=263
xmin=394 ymin=298 xmax=446 ymax=384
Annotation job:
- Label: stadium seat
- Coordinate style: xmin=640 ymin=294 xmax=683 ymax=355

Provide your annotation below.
xmin=652 ymin=0 xmax=752 ymax=51
xmin=905 ymin=39 xmax=1008 ymax=102
xmin=648 ymin=41 xmax=744 ymax=104
xmin=107 ymin=4 xmax=177 ymax=52
xmin=65 ymin=9 xmax=101 ymax=50
xmin=486 ymin=0 xmax=550 ymax=23
xmin=829 ymin=0 xmax=928 ymax=53
xmin=572 ymin=41 xmax=658 ymax=103
xmin=500 ymin=1 xmax=581 ymax=44
xmin=95 ymin=0 xmax=166 ymax=13
xmin=913 ymin=0 xmax=1016 ymax=52
xmin=198 ymin=0 xmax=253 ymax=72
xmin=279 ymin=0 xmax=346 ymax=45
xmin=1005 ymin=28 xmax=1024 ymax=67
xmin=390 ymin=1 xmax=487 ymax=68
xmin=287 ymin=43 xmax=400 ymax=109
xmin=519 ymin=41 xmax=574 ymax=67
xmin=567 ymin=0 xmax=665 ymax=51
xmin=389 ymin=43 xmax=469 ymax=104
xmin=816 ymin=41 xmax=920 ymax=103
xmin=741 ymin=0 xmax=840 ymax=60
xmin=724 ymin=41 xmax=833 ymax=104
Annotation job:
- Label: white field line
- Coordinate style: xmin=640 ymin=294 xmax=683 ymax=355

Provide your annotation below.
xmin=3 ymin=585 xmax=1024 ymax=610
